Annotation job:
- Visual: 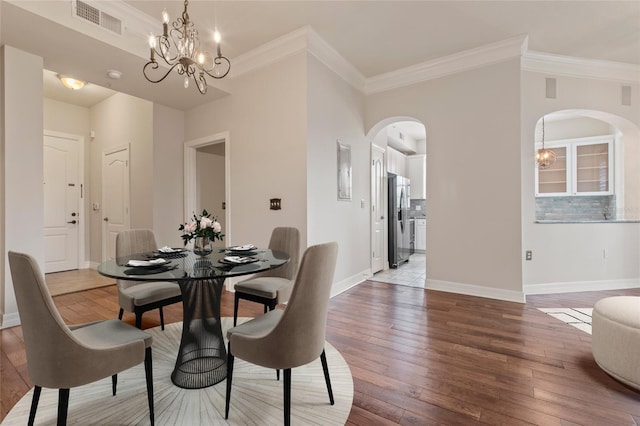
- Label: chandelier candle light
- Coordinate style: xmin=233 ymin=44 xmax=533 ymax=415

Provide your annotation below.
xmin=143 ymin=0 xmax=231 ymax=94
xmin=536 ymin=116 xmax=556 ymax=169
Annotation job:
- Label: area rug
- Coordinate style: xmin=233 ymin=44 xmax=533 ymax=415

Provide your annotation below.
xmin=2 ymin=318 xmax=353 ymax=425
xmin=538 ymin=307 xmax=593 ymax=334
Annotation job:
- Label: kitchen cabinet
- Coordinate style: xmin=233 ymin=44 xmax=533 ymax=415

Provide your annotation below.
xmin=407 ymin=154 xmax=426 ymax=199
xmin=387 ymin=147 xmax=406 ymax=176
xmin=415 ymin=218 xmax=426 ymax=252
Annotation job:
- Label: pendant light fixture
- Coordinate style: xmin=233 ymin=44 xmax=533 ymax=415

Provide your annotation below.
xmin=143 ymin=0 xmax=231 ymax=95
xmin=536 ymin=116 xmax=556 ymax=169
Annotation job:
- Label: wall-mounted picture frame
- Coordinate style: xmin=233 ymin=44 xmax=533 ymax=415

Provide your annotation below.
xmin=337 ymin=140 xmax=352 ymax=201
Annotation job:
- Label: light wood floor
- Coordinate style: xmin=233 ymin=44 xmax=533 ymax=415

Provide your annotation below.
xmin=3 ymin=275 xmax=640 ymax=424
xmin=45 ymin=268 xmax=115 ymax=296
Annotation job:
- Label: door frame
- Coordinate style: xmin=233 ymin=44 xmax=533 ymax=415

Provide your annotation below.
xmin=371 ymin=144 xmax=386 ymax=274
xmin=44 ymin=130 xmax=86 ymax=270
xmin=184 ymin=131 xmax=232 ymax=290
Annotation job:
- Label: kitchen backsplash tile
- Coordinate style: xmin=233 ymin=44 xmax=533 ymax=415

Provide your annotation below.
xmin=410 ymin=199 xmax=426 ymax=218
xmin=535 ymin=195 xmax=616 ymax=221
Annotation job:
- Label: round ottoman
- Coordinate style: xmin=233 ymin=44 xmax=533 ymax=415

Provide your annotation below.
xmin=592 ymin=296 xmax=640 ymax=390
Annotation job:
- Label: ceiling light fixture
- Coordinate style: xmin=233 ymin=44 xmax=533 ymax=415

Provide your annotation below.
xmin=58 ymin=75 xmax=86 ymax=90
xmin=143 ymin=0 xmax=230 ymax=95
xmin=536 ymin=116 xmax=556 ymax=169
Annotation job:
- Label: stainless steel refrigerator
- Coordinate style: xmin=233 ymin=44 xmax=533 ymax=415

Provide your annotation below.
xmin=388 ymin=173 xmax=411 ymax=268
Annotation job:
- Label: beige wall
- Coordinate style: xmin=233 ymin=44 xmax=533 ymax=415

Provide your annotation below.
xmin=185 ymin=52 xmax=308 ymax=254
xmin=366 ymin=59 xmax=524 ymax=301
xmin=196 ymin=144 xmax=225 ymax=247
xmin=152 ymin=104 xmax=185 ymax=248
xmin=89 ymin=93 xmax=154 ymax=262
xmin=522 ymin=71 xmax=640 ymax=292
xmin=307 ymin=53 xmax=369 ymax=288
xmin=1 ymin=46 xmax=44 ymax=326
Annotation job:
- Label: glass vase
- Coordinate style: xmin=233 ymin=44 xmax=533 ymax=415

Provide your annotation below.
xmin=193 ymin=236 xmax=213 ymax=257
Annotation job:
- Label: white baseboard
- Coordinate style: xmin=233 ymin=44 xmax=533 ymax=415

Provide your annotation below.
xmin=331 ymin=268 xmax=371 ymax=298
xmin=1 ymin=312 xmax=21 ymax=329
xmin=89 ymin=261 xmax=100 ymax=270
xmin=524 ymin=279 xmax=640 ymax=296
xmin=426 ymin=279 xmax=526 ymax=303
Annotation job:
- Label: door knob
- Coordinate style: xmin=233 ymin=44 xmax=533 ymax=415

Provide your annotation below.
xmin=103 ymin=217 xmax=109 ymax=222
xmin=67 ymin=220 xmax=77 ymax=224
xmin=71 ymin=212 xmax=77 ymax=217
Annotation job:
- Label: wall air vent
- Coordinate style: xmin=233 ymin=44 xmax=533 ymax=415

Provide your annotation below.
xmin=74 ymin=0 xmax=123 ymax=36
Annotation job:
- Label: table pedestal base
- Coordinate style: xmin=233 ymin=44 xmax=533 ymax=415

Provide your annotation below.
xmin=172 ymin=277 xmax=226 ymax=389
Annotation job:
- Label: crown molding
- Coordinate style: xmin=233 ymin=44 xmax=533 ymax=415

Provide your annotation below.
xmin=306 ymin=29 xmax=366 ymax=92
xmin=231 ymin=26 xmax=366 ymax=92
xmin=364 ymin=34 xmax=528 ymax=94
xmin=522 ymin=51 xmax=640 ymax=84
xmin=231 ymin=27 xmax=310 ymax=78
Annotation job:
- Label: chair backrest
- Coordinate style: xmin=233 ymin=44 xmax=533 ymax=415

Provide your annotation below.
xmin=116 ymin=229 xmax=158 ymax=290
xmin=265 ymin=241 xmax=338 ymax=368
xmin=257 ymin=227 xmax=300 ymax=280
xmin=8 ymin=251 xmax=80 ymax=387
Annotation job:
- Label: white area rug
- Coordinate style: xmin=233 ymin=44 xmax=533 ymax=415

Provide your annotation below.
xmin=538 ymin=308 xmax=593 ymax=334
xmin=2 ymin=318 xmax=353 ymax=425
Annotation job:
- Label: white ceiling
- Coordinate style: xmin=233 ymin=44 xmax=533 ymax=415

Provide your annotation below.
xmin=3 ymin=0 xmax=639 ymax=111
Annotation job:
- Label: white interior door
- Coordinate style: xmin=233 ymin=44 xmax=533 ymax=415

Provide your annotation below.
xmin=43 ymin=134 xmax=81 ymax=273
xmin=102 ymin=145 xmax=130 ymax=261
xmin=371 ymin=146 xmax=385 ymax=273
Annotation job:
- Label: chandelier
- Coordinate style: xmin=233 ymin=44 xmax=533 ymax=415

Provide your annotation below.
xmin=143 ymin=0 xmax=231 ymax=95
xmin=536 ymin=116 xmax=556 ymax=169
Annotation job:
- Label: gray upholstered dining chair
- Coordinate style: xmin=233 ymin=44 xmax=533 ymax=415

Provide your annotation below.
xmin=8 ymin=251 xmax=155 ymax=426
xmin=116 ymin=229 xmax=182 ymax=329
xmin=233 ymin=226 xmax=300 ymax=326
xmin=225 ymin=241 xmax=338 ymax=426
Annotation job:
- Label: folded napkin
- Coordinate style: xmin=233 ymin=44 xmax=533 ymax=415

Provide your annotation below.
xmin=223 ymin=256 xmax=256 ymax=264
xmin=228 ymin=244 xmax=255 ymax=251
xmin=127 ymin=258 xmax=168 ymax=267
xmin=158 ymin=246 xmax=181 ymax=253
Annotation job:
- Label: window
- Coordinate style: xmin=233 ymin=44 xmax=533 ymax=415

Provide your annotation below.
xmin=536 ymin=136 xmax=613 ymax=197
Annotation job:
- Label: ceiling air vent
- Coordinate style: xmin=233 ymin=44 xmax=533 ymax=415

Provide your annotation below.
xmin=74 ymin=0 xmax=123 ymax=36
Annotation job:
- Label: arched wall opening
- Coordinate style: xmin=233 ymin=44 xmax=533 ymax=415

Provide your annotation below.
xmin=532 ymin=109 xmax=640 ymax=222
xmin=366 ymin=116 xmax=428 ymax=288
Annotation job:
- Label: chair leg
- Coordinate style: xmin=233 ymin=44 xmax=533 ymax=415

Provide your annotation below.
xmin=144 ymin=347 xmax=155 ymax=426
xmin=276 ymin=369 xmax=280 ymax=381
xmin=135 ymin=312 xmax=142 ymax=329
xmin=28 ymin=385 xmax=41 ymax=426
xmin=263 ymin=304 xmax=268 ymax=314
xmin=118 ymin=308 xmax=124 ymax=320
xmin=112 ymin=374 xmax=117 ymax=396
xmin=225 ymin=343 xmax=235 ymax=419
xmin=233 ymin=293 xmax=240 ymax=326
xmin=159 ymin=306 xmax=165 ymax=330
xmin=57 ymin=388 xmax=70 ymax=426
xmin=320 ymin=349 xmax=334 ymax=405
xmin=283 ymin=368 xmax=291 ymax=426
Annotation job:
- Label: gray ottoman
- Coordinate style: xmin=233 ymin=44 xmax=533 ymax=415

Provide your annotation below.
xmin=592 ymin=296 xmax=640 ymax=390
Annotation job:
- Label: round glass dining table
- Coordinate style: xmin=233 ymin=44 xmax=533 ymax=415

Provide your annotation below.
xmin=97 ymin=247 xmax=289 ymax=389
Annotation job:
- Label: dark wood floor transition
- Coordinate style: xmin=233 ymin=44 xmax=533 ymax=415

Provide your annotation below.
xmin=2 ymin=280 xmax=640 ymax=425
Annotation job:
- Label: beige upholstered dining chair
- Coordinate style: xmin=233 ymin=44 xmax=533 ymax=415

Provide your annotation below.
xmin=225 ymin=241 xmax=339 ymax=425
xmin=233 ymin=226 xmax=300 ymax=326
xmin=8 ymin=251 xmax=155 ymax=426
xmin=116 ymin=229 xmax=182 ymax=329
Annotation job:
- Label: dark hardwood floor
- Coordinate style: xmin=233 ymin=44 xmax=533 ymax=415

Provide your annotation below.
xmin=2 ymin=280 xmax=640 ymax=425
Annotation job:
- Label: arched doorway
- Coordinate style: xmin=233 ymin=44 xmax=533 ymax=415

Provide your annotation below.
xmin=366 ymin=117 xmax=427 ymax=288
